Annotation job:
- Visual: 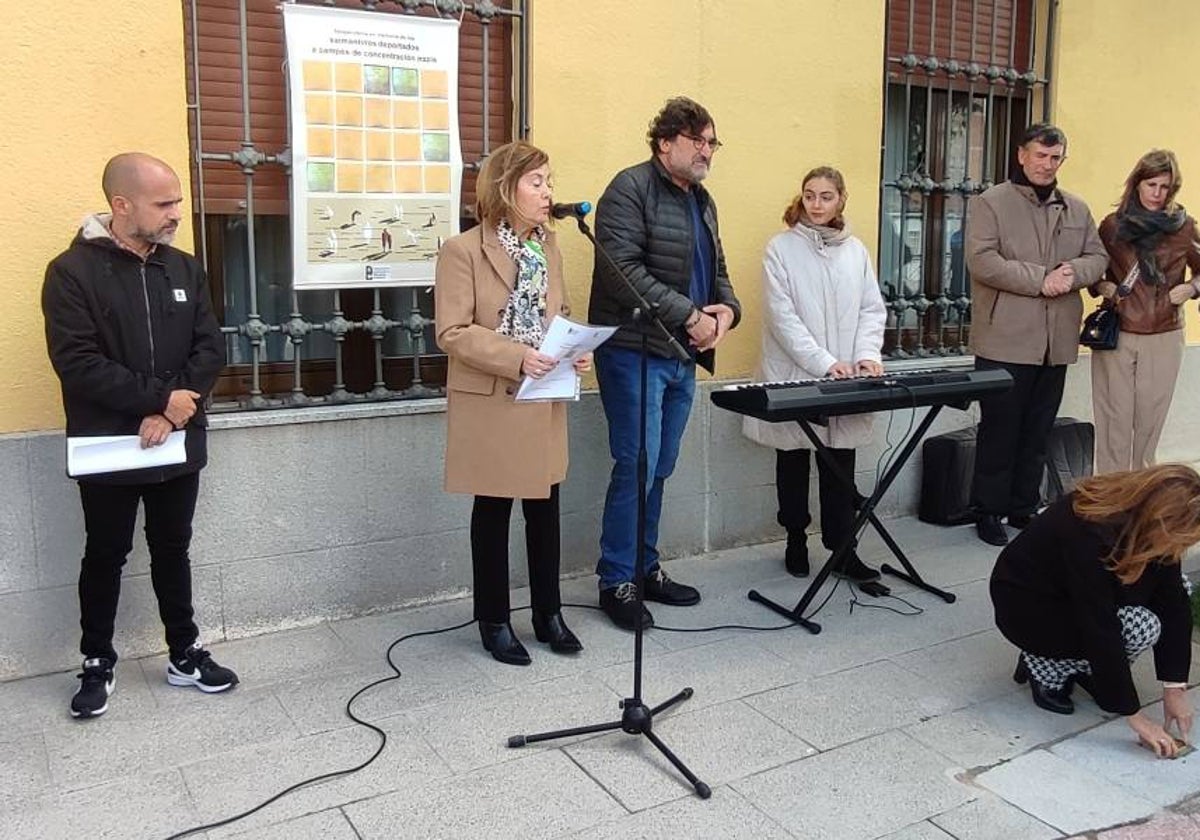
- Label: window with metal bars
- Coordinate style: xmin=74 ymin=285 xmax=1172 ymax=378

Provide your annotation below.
xmin=182 ymin=0 xmax=526 ymax=409
xmin=879 ymin=0 xmax=1052 ymax=359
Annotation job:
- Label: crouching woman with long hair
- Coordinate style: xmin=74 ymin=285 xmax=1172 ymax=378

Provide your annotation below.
xmin=990 ymin=464 xmax=1196 ymax=757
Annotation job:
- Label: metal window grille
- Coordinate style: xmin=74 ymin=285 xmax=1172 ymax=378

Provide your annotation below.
xmin=879 ymin=0 xmax=1053 ymax=358
xmin=183 ymin=0 xmax=528 ymax=410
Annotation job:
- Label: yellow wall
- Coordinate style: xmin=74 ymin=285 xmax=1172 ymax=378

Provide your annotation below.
xmin=1052 ymin=0 xmax=1200 ymax=341
xmin=0 ymin=2 xmax=193 ymax=433
xmin=529 ymin=0 xmax=887 ymax=382
xmin=5 ymin=2 xmax=1200 ymax=433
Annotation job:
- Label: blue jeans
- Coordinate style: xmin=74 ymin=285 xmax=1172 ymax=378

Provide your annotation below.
xmin=594 ymin=344 xmax=696 ymax=590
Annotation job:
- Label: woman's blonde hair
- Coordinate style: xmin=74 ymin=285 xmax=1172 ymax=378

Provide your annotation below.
xmin=783 ymin=166 xmax=848 ymax=228
xmin=1117 ymin=149 xmax=1182 ymax=215
xmin=1073 ymin=463 xmax=1200 ymax=583
xmin=475 ymin=140 xmax=550 ymax=227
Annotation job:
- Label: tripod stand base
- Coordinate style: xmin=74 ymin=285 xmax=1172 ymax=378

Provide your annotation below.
xmin=748 ymin=589 xmax=821 ymax=634
xmin=507 ymin=686 xmax=711 ymax=798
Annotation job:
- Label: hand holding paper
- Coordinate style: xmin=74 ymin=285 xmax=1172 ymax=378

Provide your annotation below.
xmin=67 ymin=431 xmax=187 ymax=478
xmin=516 ymin=316 xmax=617 ymax=402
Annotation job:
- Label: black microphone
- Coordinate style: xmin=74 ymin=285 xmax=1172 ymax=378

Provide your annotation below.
xmin=550 ymin=201 xmax=592 ymax=219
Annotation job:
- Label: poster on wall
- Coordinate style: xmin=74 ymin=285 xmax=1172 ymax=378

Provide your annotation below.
xmin=283 ymin=3 xmax=461 ymax=289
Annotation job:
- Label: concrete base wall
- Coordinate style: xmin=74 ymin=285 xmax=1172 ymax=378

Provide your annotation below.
xmin=4 ymin=349 xmax=1200 ymax=680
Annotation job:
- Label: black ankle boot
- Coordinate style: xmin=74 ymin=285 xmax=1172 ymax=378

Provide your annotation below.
xmin=531 ymin=611 xmax=583 ymax=654
xmin=1013 ymin=655 xmax=1073 ymax=714
xmin=784 ymin=533 xmax=809 ymax=578
xmin=478 ymin=621 xmax=531 ymax=666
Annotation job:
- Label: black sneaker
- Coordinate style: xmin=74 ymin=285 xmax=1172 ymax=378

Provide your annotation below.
xmin=600 ymin=582 xmax=654 ymax=631
xmin=643 ymin=567 xmax=701 ymax=606
xmin=71 ymin=657 xmax=115 ymax=719
xmin=167 ymin=645 xmax=239 ymax=693
xmin=832 ymin=553 xmax=881 ymax=583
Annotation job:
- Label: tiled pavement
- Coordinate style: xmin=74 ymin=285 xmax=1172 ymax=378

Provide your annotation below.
xmin=2 ymin=517 xmax=1197 ymax=840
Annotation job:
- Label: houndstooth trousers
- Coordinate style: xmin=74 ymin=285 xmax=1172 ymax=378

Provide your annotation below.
xmin=1021 ymin=606 xmax=1161 ymax=690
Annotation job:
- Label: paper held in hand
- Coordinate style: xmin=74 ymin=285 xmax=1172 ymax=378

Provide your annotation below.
xmin=66 ymin=431 xmax=187 ymax=477
xmin=515 ymin=316 xmax=617 ymax=402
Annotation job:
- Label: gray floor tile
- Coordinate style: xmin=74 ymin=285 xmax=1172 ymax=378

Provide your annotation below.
xmin=592 ymin=635 xmax=797 ymax=715
xmin=904 ymin=690 xmax=1108 ymax=769
xmin=746 ymin=659 xmax=962 ymax=751
xmin=878 ymin=822 xmax=957 ymax=840
xmin=271 ymin=653 xmax=495 ymax=736
xmin=0 ymin=731 xmax=52 ymax=815
xmin=755 ymin=578 xmax=996 ymax=677
xmin=326 ymin=598 xmax=478 ymax=662
xmin=184 ymin=714 xmax=449 ymax=838
xmin=2 ymin=768 xmax=198 ymax=840
xmin=44 ymin=687 xmax=295 ymax=792
xmin=224 ymin=809 xmax=359 ymax=840
xmin=402 ymin=673 xmax=623 ymax=774
xmin=930 ymin=792 xmax=1064 ymax=840
xmin=566 ymin=786 xmax=794 ymax=840
xmin=731 ymin=730 xmax=973 ymax=840
xmin=343 ymin=750 xmax=623 ymax=840
xmin=891 ymin=629 xmax=1021 ymax=708
xmin=1049 ymin=700 xmax=1200 ymax=808
xmin=973 ymin=749 xmax=1159 ymax=834
xmin=564 ymin=699 xmax=816 ymax=811
xmin=0 ymin=669 xmax=88 ymax=738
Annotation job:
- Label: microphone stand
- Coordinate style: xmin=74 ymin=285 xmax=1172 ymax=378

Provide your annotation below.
xmin=506 ymin=213 xmax=710 ymax=799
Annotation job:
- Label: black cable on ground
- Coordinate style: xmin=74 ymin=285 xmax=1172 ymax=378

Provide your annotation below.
xmin=164 ymin=566 xmax=926 ymax=838
xmin=162 ymin=617 xmax=476 ymax=840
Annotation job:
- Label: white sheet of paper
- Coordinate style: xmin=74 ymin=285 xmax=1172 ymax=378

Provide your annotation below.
xmin=515 ymin=316 xmax=617 ymax=402
xmin=66 ymin=431 xmax=187 ymax=477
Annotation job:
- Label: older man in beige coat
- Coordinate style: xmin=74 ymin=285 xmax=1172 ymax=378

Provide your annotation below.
xmin=965 ymin=123 xmax=1107 ymax=547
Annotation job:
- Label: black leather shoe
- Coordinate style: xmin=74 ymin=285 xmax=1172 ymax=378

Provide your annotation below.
xmin=1007 ymin=513 xmax=1035 ymax=529
xmin=785 ymin=534 xmax=809 ymax=578
xmin=1013 ymin=656 xmax=1073 ymax=714
xmin=599 ymin=583 xmax=654 ymax=631
xmin=642 ymin=567 xmax=701 ymax=606
xmin=478 ymin=621 xmax=531 ymax=666
xmin=832 ymin=552 xmax=880 ymax=583
xmin=976 ymin=514 xmax=1009 ymax=546
xmin=531 ymin=611 xmax=583 ymax=654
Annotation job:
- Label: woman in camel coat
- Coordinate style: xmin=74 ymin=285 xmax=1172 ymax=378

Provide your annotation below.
xmin=435 ymin=141 xmax=590 ymax=666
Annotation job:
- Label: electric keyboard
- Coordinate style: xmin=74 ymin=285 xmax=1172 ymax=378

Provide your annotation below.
xmin=710 ymin=367 xmax=1013 ymax=422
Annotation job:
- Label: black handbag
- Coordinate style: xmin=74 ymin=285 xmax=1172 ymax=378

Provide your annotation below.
xmin=1080 ymin=305 xmax=1119 ymax=351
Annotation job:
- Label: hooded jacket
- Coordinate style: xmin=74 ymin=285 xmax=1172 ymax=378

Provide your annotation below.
xmin=42 ymin=214 xmax=225 ymax=484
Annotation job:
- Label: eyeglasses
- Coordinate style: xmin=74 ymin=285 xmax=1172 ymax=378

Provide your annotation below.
xmin=678 ymin=133 xmax=723 ymax=152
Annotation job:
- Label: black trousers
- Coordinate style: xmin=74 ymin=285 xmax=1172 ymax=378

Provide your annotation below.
xmin=775 ymin=447 xmax=857 ymax=551
xmin=971 ymin=357 xmax=1067 ymax=518
xmin=470 ymin=484 xmax=562 ymax=623
xmin=78 ymin=471 xmax=201 ymax=663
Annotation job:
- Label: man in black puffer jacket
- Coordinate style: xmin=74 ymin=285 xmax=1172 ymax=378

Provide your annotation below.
xmin=588 ymin=97 xmax=741 ymax=631
xmin=42 ymin=153 xmax=237 ymax=719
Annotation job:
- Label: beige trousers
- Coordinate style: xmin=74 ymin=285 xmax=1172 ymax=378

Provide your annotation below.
xmin=1090 ymin=328 xmax=1184 ymax=475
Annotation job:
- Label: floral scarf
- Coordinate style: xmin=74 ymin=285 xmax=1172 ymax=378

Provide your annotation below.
xmin=494 ymin=219 xmax=549 ymax=347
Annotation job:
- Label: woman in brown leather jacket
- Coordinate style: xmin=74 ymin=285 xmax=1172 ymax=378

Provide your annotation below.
xmin=1092 ymin=149 xmax=1200 ymax=474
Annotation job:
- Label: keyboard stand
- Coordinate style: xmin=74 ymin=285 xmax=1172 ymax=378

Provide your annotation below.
xmin=748 ymin=404 xmax=957 ymax=633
